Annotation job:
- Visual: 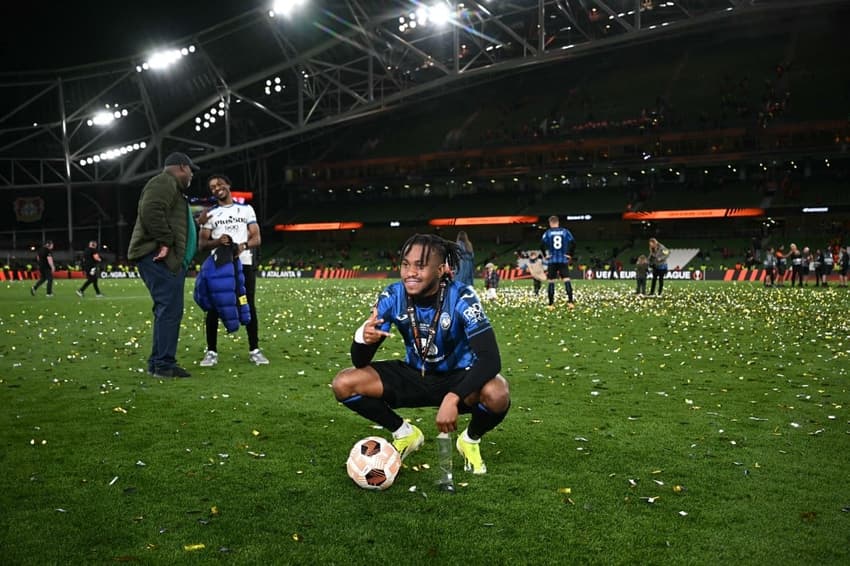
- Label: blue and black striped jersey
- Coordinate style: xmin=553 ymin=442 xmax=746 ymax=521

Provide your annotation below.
xmin=541 ymin=227 xmax=575 ymax=263
xmin=374 ymin=280 xmax=492 ymax=374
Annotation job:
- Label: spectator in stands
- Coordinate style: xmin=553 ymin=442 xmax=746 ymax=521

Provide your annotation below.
xmin=763 ymin=246 xmax=777 ymax=287
xmin=788 ymin=243 xmax=804 ymax=288
xmin=648 ymin=237 xmax=670 ymax=297
xmin=635 ymin=254 xmax=649 ymax=296
xmin=455 ymin=231 xmax=475 ymax=287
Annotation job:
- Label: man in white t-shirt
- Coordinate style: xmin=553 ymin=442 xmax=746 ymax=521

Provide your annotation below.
xmin=197 ymin=174 xmax=269 ymax=366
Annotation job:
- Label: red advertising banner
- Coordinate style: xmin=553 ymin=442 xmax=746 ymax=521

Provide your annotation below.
xmin=622 ymin=208 xmax=764 ymax=220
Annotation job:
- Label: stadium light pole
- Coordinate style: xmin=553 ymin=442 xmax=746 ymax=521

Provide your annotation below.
xmin=538 ymin=0 xmax=545 ymax=53
xmin=453 ymin=3 xmax=460 ymax=74
xmin=58 ymin=78 xmax=74 ymax=251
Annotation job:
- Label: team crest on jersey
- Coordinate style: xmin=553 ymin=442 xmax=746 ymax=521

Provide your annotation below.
xmin=439 ymin=312 xmax=451 ymax=330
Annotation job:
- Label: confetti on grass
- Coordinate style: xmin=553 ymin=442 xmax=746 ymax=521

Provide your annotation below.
xmin=183 ymin=544 xmax=205 ymax=551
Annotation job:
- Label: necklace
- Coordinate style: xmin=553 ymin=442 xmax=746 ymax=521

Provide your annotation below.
xmin=406 ymin=278 xmax=448 ymax=377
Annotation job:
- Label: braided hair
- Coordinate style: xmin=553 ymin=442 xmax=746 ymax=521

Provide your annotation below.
xmin=399 ymin=233 xmax=462 ymax=277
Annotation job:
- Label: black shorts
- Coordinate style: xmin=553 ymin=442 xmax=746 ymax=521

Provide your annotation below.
xmin=372 ymin=360 xmax=472 ymax=412
xmin=547 ymin=262 xmax=571 ymax=280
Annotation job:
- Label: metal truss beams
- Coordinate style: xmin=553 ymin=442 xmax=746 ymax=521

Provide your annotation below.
xmin=0 ymin=0 xmax=839 ymax=190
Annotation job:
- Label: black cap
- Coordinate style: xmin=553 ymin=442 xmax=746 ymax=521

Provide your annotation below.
xmin=163 ymin=152 xmax=200 ymax=171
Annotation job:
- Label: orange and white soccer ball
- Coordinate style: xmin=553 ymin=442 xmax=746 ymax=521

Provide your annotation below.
xmin=346 ymin=436 xmax=401 ymax=490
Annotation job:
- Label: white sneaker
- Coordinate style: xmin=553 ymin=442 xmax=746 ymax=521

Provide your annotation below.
xmin=76 ymin=289 xmax=84 ymax=298
xmin=249 ymin=349 xmax=269 ymax=365
xmin=200 ymin=350 xmax=218 ymax=367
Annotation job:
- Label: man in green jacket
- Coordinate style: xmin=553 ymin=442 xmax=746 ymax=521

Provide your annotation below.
xmin=128 ymin=152 xmax=199 ymax=378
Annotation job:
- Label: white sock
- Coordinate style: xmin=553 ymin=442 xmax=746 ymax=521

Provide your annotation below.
xmin=393 ymin=421 xmax=413 ymax=438
xmin=460 ymin=429 xmax=480 ymax=444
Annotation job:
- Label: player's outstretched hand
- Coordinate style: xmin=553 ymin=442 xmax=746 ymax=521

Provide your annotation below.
xmin=362 ymin=308 xmax=391 ymax=344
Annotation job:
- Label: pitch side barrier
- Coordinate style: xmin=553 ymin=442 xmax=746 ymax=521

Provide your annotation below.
xmin=582 ymin=269 xmax=706 ymax=281
xmin=17 ymin=268 xmax=812 ymax=282
xmin=254 ymin=268 xmax=718 ymax=280
xmin=247 ymin=268 xmax=785 ymax=281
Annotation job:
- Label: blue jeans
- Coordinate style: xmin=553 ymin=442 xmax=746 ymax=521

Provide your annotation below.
xmin=136 ymin=253 xmax=186 ymax=373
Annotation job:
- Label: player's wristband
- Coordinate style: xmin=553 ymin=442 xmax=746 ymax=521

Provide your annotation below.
xmin=354 ymin=321 xmax=368 ymax=344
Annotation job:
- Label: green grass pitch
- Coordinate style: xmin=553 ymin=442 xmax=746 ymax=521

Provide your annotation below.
xmin=1 ymin=278 xmax=848 ymax=564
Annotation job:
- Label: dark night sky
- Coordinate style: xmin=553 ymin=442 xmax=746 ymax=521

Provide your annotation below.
xmin=2 ymin=1 xmax=263 ymax=72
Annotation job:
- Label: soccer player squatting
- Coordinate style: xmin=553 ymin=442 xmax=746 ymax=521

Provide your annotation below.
xmin=332 ymin=233 xmax=510 ymax=474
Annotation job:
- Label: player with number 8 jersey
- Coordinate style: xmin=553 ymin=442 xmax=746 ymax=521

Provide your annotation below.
xmin=541 ymin=215 xmax=577 ymax=309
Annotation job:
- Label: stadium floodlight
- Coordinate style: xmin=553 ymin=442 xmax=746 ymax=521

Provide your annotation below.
xmin=264 ymin=76 xmax=286 ymax=95
xmin=86 ymin=106 xmax=129 ymax=127
xmin=147 ymin=49 xmax=183 ymax=70
xmin=269 ymin=0 xmax=308 ymax=18
xmin=193 ymin=99 xmax=227 ymax=131
xmin=136 ymin=45 xmax=195 ymax=72
xmin=398 ymin=2 xmax=454 ymax=33
xmin=78 ymin=141 xmax=147 ymax=167
xmin=89 ymin=111 xmax=115 ymax=127
xmin=428 ymin=2 xmax=452 ymax=26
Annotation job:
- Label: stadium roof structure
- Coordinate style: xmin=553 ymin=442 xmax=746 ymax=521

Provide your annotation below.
xmin=0 ymin=0 xmax=841 ymax=191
